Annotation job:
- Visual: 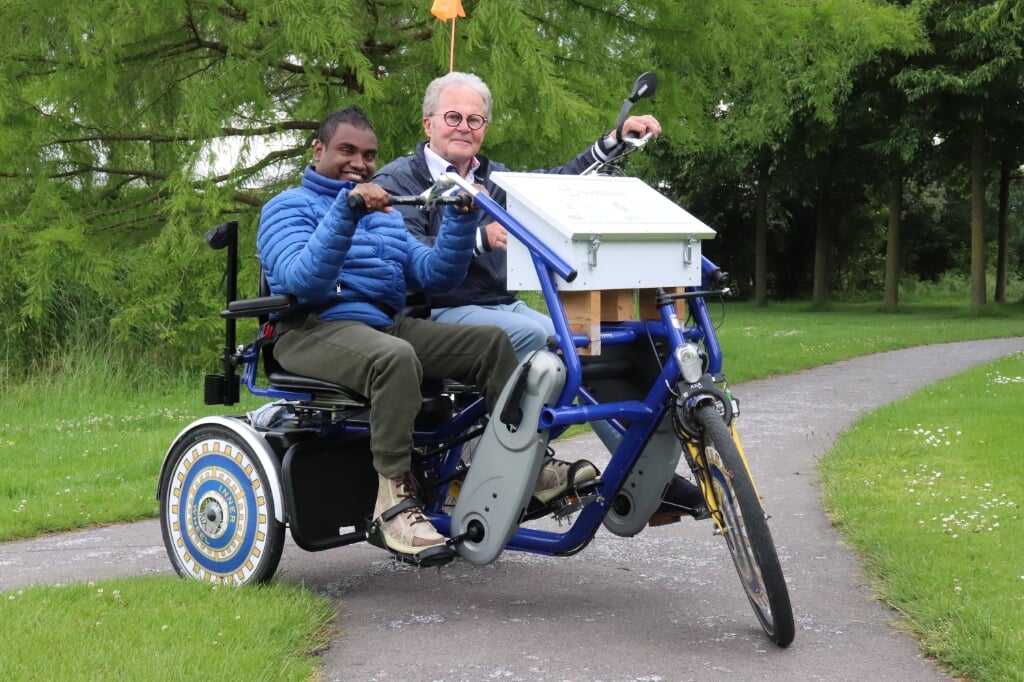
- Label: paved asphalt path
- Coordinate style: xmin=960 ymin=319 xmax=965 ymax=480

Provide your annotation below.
xmin=2 ymin=338 xmax=1021 ymax=681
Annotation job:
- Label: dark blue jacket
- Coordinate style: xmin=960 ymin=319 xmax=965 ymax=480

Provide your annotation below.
xmin=373 ymin=141 xmax=600 ymax=308
xmin=257 ymin=166 xmax=478 ymax=328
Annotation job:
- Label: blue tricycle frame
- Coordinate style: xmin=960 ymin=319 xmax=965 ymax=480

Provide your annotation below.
xmin=156 ymin=72 xmax=795 ymax=647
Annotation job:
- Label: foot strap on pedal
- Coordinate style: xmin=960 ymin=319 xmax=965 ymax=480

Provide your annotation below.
xmin=378 ymin=497 xmax=420 ymax=523
xmin=365 ymin=515 xmax=455 ymax=568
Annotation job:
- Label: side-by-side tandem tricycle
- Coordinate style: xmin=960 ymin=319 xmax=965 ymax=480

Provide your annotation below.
xmin=157 ymin=73 xmax=795 ymax=647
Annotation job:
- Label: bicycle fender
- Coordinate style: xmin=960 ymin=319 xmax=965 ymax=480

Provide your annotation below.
xmin=157 ymin=415 xmax=286 ymax=524
xmin=452 ymin=351 xmax=566 ymax=565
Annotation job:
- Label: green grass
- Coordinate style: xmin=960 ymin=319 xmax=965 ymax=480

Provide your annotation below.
xmin=0 ymin=577 xmax=333 ymax=681
xmin=819 ymin=352 xmax=1024 ymax=681
xmin=714 ymin=300 xmax=1024 ymax=382
xmin=0 ymin=300 xmax=1021 ymax=681
xmin=0 ymin=368 xmax=264 ymax=542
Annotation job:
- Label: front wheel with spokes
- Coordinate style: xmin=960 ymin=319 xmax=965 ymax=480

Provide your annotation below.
xmin=694 ymin=404 xmax=794 ymax=647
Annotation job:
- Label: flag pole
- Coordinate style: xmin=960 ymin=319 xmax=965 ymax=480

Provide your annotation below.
xmin=431 ymin=0 xmax=465 ymax=72
xmin=449 ymin=18 xmax=456 ymax=72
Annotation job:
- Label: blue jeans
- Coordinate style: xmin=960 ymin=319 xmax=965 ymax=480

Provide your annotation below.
xmin=432 ymin=300 xmax=623 ymax=454
xmin=431 ymin=301 xmax=555 ymax=362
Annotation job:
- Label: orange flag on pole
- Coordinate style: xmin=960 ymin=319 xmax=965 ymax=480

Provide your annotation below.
xmin=431 ymin=0 xmax=465 ymax=21
xmin=431 ymin=0 xmax=466 ymax=71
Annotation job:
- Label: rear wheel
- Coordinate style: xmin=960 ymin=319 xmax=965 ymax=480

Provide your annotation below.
xmin=694 ymin=405 xmax=794 ymax=647
xmin=160 ymin=423 xmax=285 ymax=585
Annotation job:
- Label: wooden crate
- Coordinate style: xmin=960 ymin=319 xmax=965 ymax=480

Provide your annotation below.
xmin=561 ymin=288 xmax=683 ymax=355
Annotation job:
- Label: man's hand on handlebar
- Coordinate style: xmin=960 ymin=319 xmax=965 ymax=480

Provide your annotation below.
xmin=596 ymin=114 xmax=661 ymax=162
xmin=616 ymin=114 xmax=661 ymax=141
xmin=454 ymin=183 xmax=488 ymax=214
xmin=349 ymin=183 xmax=393 ymax=213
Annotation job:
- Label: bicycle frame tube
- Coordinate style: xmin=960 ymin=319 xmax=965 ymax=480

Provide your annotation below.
xmin=695 ymin=256 xmax=725 ymax=374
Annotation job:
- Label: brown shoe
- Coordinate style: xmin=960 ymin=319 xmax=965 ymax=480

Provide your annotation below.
xmin=533 ymin=458 xmax=600 ymax=504
xmin=373 ymin=472 xmax=447 ymax=556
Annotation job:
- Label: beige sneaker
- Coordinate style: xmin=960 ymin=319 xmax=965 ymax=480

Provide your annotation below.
xmin=533 ymin=458 xmax=600 ymax=504
xmin=373 ymin=472 xmax=446 ymax=556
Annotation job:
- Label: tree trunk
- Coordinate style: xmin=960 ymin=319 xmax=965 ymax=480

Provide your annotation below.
xmin=812 ymin=178 xmax=831 ymax=309
xmin=754 ymin=147 xmax=771 ymax=307
xmin=995 ymin=155 xmax=1010 ymax=304
xmin=882 ymin=173 xmax=903 ymax=312
xmin=969 ymin=120 xmax=987 ymax=308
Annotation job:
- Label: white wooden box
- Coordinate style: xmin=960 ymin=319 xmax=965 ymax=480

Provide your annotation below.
xmin=492 ymin=172 xmax=716 ymax=291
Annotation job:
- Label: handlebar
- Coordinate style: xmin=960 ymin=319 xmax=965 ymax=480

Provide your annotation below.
xmin=581 ymin=130 xmax=654 ymax=176
xmin=621 ymin=131 xmax=654 ymax=149
xmin=347 ymin=191 xmax=472 ymax=211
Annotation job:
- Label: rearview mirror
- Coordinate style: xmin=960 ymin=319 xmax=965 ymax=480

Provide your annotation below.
xmin=628 ymin=71 xmax=658 ymax=103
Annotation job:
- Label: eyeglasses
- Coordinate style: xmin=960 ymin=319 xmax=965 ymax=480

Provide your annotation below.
xmin=437 ymin=110 xmax=488 ymax=131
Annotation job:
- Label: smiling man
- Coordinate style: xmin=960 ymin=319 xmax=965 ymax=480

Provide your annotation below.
xmin=255 ymin=107 xmax=519 ymax=564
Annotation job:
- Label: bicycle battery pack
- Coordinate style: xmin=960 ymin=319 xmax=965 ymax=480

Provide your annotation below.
xmin=452 ymin=350 xmax=565 ymax=565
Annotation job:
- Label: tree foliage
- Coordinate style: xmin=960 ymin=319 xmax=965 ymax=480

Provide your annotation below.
xmin=892 ymin=0 xmax=1024 ymax=306
xmin=0 ymin=0 xmax=932 ymax=374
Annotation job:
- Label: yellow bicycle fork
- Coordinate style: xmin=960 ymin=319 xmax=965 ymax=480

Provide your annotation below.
xmin=684 ymin=424 xmax=764 ymax=532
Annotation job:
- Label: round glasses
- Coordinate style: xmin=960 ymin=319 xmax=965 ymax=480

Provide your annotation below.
xmin=437 ymin=110 xmax=487 ymax=131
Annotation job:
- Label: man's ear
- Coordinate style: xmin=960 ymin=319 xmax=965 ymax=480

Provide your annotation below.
xmin=422 ymin=117 xmax=432 ymax=137
xmin=312 ymin=140 xmax=324 ymax=164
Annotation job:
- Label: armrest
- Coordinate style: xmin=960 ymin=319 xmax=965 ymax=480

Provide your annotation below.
xmin=221 ymin=294 xmax=297 ymax=319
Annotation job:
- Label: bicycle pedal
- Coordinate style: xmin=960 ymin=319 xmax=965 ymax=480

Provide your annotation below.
xmin=525 ymin=478 xmax=603 ymax=521
xmin=365 ymin=518 xmax=455 ymax=568
xmin=551 ymin=490 xmax=604 ymax=520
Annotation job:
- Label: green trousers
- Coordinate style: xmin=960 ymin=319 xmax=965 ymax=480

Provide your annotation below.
xmin=273 ymin=314 xmax=518 ymax=478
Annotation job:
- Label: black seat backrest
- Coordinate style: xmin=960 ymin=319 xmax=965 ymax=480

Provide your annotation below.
xmin=258 ymin=264 xmax=271 ymax=299
xmin=256 ymin=265 xmax=290 ymax=378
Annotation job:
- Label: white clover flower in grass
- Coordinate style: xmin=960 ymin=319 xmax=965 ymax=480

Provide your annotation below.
xmin=908 ymin=467 xmax=1016 ymax=536
xmin=898 ymin=424 xmax=962 ymax=449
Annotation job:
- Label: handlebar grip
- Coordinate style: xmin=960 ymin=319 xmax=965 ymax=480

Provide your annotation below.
xmin=205 ymin=221 xmax=238 ymax=250
xmin=347 ymin=192 xmax=367 ymax=211
xmin=448 ymin=194 xmax=474 ymax=209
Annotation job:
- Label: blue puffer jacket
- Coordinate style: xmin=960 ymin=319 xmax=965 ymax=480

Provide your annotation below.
xmin=257 ymin=166 xmax=478 ymax=328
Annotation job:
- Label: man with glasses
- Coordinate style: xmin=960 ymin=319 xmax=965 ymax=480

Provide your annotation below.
xmin=374 ymin=71 xmax=661 ymax=360
xmin=375 ymin=72 xmax=707 ymax=526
